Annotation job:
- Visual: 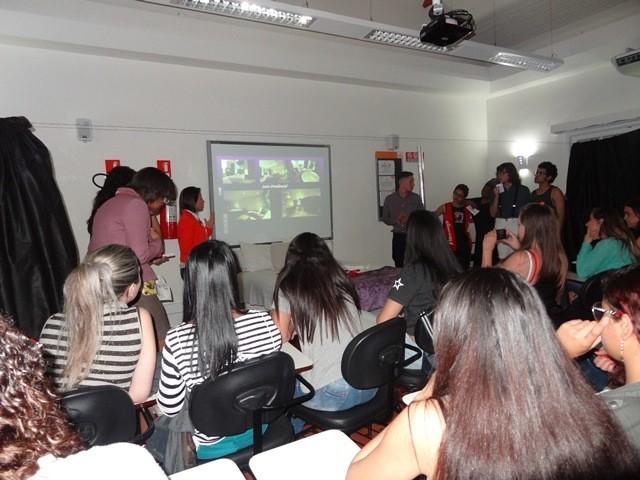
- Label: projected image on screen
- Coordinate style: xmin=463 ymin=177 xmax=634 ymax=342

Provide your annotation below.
xmin=259 ymin=160 xmax=289 ymax=186
xmin=291 ymin=159 xmax=320 ymax=184
xmin=222 ymin=159 xmax=254 ymax=185
xmin=223 ymin=190 xmax=271 ymax=220
xmin=283 ymin=189 xmax=321 ymax=218
xmin=208 ymin=142 xmax=332 ymax=245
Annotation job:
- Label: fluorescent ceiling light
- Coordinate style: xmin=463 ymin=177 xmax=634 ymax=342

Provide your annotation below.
xmin=489 ymin=52 xmax=563 ymax=73
xmin=171 ymin=0 xmax=315 ymax=27
xmin=136 ymin=0 xmax=563 ymax=73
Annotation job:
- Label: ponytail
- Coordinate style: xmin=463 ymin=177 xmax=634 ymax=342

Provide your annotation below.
xmin=58 ymin=244 xmax=140 ymax=389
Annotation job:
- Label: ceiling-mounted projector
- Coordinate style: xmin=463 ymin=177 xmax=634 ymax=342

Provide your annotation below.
xmin=420 ymin=0 xmax=474 ymax=47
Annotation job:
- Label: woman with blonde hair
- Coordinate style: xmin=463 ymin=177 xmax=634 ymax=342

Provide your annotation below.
xmin=40 ymin=244 xmax=156 ymax=404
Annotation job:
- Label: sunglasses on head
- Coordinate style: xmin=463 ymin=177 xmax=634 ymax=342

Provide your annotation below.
xmin=591 ymin=302 xmax=624 ymax=321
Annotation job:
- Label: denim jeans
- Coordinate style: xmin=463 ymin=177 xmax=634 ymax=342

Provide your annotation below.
xmin=291 ymin=377 xmax=377 ymax=433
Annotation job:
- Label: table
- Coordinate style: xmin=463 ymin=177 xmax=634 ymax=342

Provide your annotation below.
xmin=249 ymin=429 xmax=360 ymax=480
xmin=282 ymin=342 xmax=313 ymax=373
xmin=351 ymin=266 xmax=400 ymax=311
xmin=169 ymin=458 xmax=244 ymax=480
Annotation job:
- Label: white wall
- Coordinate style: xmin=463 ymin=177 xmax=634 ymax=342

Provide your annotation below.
xmin=0 ymin=42 xmax=487 ymax=314
xmin=487 ymin=62 xmax=640 ymax=193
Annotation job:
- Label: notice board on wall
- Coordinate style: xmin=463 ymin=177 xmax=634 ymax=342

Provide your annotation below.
xmin=376 ymin=151 xmax=402 ymax=221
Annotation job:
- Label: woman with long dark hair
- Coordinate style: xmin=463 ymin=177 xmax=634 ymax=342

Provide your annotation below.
xmin=177 ymin=186 xmax=213 ymax=277
xmin=483 ymin=203 xmax=568 ymax=312
xmin=348 ymin=269 xmax=640 ymax=480
xmin=87 ymin=166 xmax=136 ymax=234
xmin=577 ymin=206 xmax=638 ymax=279
xmin=623 ymin=197 xmax=640 ymax=239
xmin=158 ymin=240 xmax=281 ymax=460
xmin=272 ymin=233 xmax=376 ymax=424
xmin=377 ymin=210 xmax=461 ymax=335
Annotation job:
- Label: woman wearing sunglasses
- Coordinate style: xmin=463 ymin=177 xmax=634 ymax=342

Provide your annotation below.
xmin=557 ymin=263 xmax=640 ymax=450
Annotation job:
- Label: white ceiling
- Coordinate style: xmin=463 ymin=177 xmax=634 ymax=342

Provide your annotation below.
xmin=279 ymin=0 xmax=640 ymax=52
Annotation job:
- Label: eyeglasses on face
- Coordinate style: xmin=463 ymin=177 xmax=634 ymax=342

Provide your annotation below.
xmin=591 ymin=302 xmax=623 ymax=321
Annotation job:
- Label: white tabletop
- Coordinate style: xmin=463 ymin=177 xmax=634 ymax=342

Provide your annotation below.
xmin=281 ymin=342 xmax=313 ymax=372
xmin=250 ymin=429 xmax=360 ymax=480
xmin=169 ymin=458 xmax=244 ymax=480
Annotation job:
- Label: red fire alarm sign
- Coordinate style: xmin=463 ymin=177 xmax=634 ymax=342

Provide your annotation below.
xmin=105 ymin=159 xmax=121 ymax=173
xmin=157 ymin=159 xmax=172 ymax=177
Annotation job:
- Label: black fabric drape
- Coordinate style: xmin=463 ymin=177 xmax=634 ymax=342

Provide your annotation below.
xmin=565 ymin=128 xmax=640 ymax=261
xmin=0 ymin=116 xmax=78 ymax=338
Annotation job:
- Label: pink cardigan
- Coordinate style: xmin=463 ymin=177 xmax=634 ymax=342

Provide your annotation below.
xmin=88 ymin=187 xmax=163 ymax=282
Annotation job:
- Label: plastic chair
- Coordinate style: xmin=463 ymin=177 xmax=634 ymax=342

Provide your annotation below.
xmin=395 ymin=309 xmax=435 ymax=391
xmin=289 ymin=317 xmax=406 ymax=435
xmin=189 ymin=351 xmax=314 ymax=469
xmin=62 ymin=384 xmax=153 ymax=447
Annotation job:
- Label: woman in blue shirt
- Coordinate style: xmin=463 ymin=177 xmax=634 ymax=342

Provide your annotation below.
xmin=577 ymin=207 xmax=639 ymax=278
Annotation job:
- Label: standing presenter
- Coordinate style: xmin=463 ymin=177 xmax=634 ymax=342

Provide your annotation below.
xmin=382 ymin=171 xmax=424 ymax=267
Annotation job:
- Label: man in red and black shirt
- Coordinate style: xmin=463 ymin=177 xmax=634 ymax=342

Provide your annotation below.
xmin=435 ymin=184 xmax=472 ymax=270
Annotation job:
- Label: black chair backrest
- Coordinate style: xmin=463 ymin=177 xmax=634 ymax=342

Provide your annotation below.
xmin=415 ymin=308 xmax=435 ymax=355
xmin=341 ymin=317 xmax=406 ymax=390
xmin=579 ymin=269 xmax=616 ymax=314
xmin=189 ymin=351 xmax=296 ymax=438
xmin=62 ymin=385 xmax=137 ymax=446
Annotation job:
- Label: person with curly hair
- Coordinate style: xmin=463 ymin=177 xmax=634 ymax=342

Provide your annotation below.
xmin=0 ymin=314 xmax=168 ymax=480
xmin=0 ymin=313 xmax=83 ymax=479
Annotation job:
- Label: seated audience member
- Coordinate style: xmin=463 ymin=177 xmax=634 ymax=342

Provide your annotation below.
xmin=89 ymin=166 xmax=177 ymax=346
xmin=469 ymin=179 xmax=496 ymax=268
xmin=557 ymin=264 xmax=640 ymax=450
xmin=377 ymin=210 xmax=462 ymax=336
xmin=40 ymin=245 xmax=156 ymax=404
xmin=530 ymin=161 xmax=565 ymax=226
xmin=177 ymin=186 xmax=213 ymax=278
xmin=158 ymin=240 xmax=282 ymax=460
xmin=347 ymin=269 xmax=640 ymax=480
xmin=87 ymin=166 xmax=136 ymax=235
xmin=272 ymin=233 xmax=376 ymax=430
xmin=0 ymin=315 xmax=168 ymax=480
xmin=483 ymin=204 xmax=567 ymax=316
xmin=435 ymin=184 xmax=473 ymax=270
xmin=623 ymin=197 xmax=640 ymax=240
xmin=577 ymin=207 xmax=638 ymax=279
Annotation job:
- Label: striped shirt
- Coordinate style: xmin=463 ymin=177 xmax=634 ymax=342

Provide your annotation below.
xmin=158 ymin=310 xmax=282 ymax=445
xmin=40 ymin=306 xmax=142 ymax=391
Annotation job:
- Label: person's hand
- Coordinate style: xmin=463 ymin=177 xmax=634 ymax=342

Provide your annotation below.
xmin=556 ymin=318 xmax=609 ymax=359
xmin=397 ymin=212 xmax=409 ymax=226
xmin=594 ymin=349 xmax=618 ymax=373
xmin=149 ymin=227 xmax=162 ymax=241
xmin=483 ymin=229 xmax=498 ymax=253
xmin=502 ymin=229 xmax=521 ymax=250
xmin=205 ymin=215 xmax=214 ymax=230
xmin=584 ymin=223 xmax=600 ymax=242
xmin=151 ymin=255 xmax=171 ymax=265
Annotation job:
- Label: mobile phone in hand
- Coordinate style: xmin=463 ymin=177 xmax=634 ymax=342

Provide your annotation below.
xmin=496 ymin=229 xmax=507 ymax=240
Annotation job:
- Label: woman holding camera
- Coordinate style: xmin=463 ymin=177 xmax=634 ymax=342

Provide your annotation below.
xmin=482 ymin=203 xmax=567 ymax=314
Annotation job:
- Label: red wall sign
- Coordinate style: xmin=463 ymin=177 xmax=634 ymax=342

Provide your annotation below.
xmin=105 ymin=159 xmax=121 ymax=173
xmin=405 ymin=151 xmax=418 ymax=162
xmin=157 ymin=159 xmax=172 ymax=177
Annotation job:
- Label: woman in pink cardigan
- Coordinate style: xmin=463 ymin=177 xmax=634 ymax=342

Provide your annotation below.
xmin=88 ymin=167 xmax=176 ymax=348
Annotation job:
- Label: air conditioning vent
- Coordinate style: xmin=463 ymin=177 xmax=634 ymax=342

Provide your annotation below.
xmin=613 ymin=49 xmax=640 ymax=77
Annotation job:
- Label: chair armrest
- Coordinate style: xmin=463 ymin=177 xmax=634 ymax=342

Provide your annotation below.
xmin=132 ymin=404 xmax=155 ymax=445
xmin=403 ymin=343 xmax=421 ymax=368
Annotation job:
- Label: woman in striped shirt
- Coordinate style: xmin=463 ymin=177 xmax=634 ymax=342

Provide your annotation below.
xmin=158 ymin=240 xmax=281 ymax=460
xmin=40 ymin=244 xmax=156 ymax=404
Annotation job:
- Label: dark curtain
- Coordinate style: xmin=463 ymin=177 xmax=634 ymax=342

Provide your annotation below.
xmin=565 ymin=128 xmax=640 ymax=261
xmin=0 ymin=117 xmax=78 ymax=338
